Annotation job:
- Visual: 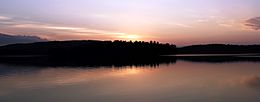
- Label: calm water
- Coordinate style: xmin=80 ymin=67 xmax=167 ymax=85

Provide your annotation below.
xmin=0 ymin=59 xmax=260 ymax=102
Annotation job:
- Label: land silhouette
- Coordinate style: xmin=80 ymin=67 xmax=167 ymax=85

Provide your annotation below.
xmin=0 ymin=41 xmax=260 ymax=56
xmin=0 ymin=40 xmax=177 ymax=67
xmin=0 ymin=40 xmax=176 ymax=57
xmin=0 ymin=40 xmax=260 ymax=67
xmin=178 ymin=44 xmax=260 ymax=54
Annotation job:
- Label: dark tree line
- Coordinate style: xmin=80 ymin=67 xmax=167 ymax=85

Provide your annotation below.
xmin=178 ymin=44 xmax=260 ymax=54
xmin=0 ymin=40 xmax=177 ymax=58
xmin=2 ymin=41 xmax=260 ymax=57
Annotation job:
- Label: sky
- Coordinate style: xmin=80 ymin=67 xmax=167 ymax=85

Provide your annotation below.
xmin=0 ymin=0 xmax=260 ymax=46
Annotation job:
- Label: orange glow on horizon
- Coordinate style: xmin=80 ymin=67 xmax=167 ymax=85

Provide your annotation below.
xmin=114 ymin=33 xmax=142 ymax=41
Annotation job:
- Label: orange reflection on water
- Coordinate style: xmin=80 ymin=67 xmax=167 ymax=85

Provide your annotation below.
xmin=0 ymin=66 xmax=155 ymax=90
xmin=0 ymin=61 xmax=260 ymax=102
xmin=113 ymin=68 xmax=143 ymax=76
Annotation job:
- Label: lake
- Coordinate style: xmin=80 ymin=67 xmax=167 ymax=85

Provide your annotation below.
xmin=0 ymin=57 xmax=260 ymax=102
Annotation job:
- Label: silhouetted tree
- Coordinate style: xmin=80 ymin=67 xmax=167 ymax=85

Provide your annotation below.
xmin=178 ymin=44 xmax=260 ymax=54
xmin=0 ymin=40 xmax=177 ymax=58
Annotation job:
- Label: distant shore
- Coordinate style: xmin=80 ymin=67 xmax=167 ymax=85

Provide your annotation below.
xmin=0 ymin=40 xmax=260 ymax=57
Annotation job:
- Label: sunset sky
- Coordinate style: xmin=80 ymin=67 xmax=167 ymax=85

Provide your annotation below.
xmin=0 ymin=0 xmax=259 ymax=46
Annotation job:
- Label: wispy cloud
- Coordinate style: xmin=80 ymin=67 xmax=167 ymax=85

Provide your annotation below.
xmin=0 ymin=16 xmax=14 ymax=26
xmin=164 ymin=22 xmax=193 ymax=28
xmin=0 ymin=17 xmax=145 ymax=40
xmin=194 ymin=15 xmax=235 ymax=27
xmin=173 ymin=23 xmax=193 ymax=28
xmin=216 ymin=20 xmax=235 ymax=27
xmin=12 ymin=23 xmax=122 ymax=36
xmin=0 ymin=16 xmax=11 ymax=20
xmin=244 ymin=17 xmax=260 ymax=30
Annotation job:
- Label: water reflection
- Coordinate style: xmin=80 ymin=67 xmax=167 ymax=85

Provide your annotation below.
xmin=177 ymin=56 xmax=260 ymax=63
xmin=0 ymin=57 xmax=260 ymax=102
xmin=0 ymin=56 xmax=177 ymax=67
xmin=0 ymin=67 xmax=151 ymax=89
xmin=240 ymin=75 xmax=260 ymax=89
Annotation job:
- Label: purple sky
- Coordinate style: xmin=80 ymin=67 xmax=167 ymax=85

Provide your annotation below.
xmin=0 ymin=0 xmax=260 ymax=46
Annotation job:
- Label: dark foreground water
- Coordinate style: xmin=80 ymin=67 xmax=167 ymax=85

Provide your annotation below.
xmin=0 ymin=57 xmax=260 ymax=102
